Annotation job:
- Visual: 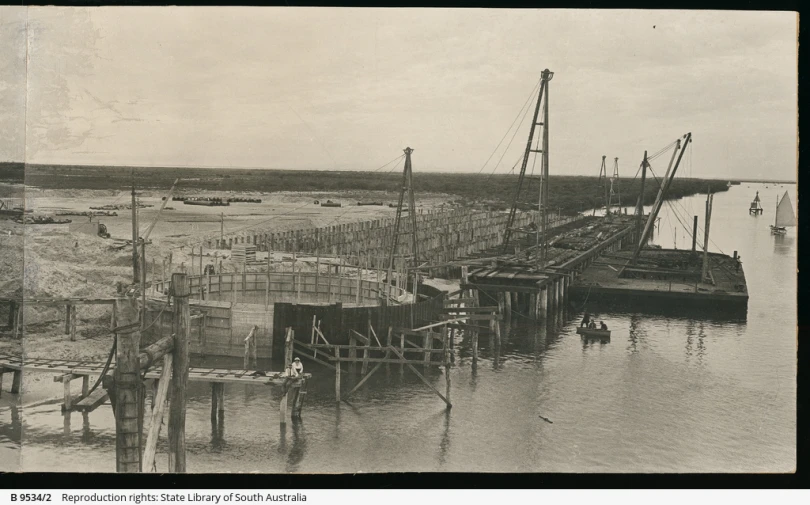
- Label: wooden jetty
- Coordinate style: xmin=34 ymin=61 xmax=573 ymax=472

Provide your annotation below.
xmin=2 ymin=274 xmax=312 ymax=474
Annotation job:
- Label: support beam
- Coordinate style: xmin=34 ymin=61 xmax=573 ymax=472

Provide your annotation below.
xmin=70 ymin=305 xmax=77 ymax=342
xmin=143 ymin=354 xmax=172 ymax=472
xmin=388 ymin=345 xmax=451 ymax=408
xmin=168 ymin=273 xmax=190 ymax=473
xmin=113 ymin=296 xmax=142 ymax=473
xmin=334 ymin=345 xmax=341 ymax=403
xmin=702 ymin=192 xmax=714 ymax=283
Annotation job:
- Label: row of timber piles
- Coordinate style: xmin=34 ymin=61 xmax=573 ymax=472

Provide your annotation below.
xmin=209 ymin=209 xmax=536 ymax=271
xmin=464 ymin=217 xmax=639 ymax=322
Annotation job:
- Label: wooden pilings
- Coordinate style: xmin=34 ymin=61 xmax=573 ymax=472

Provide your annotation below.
xmin=210 ymin=382 xmax=225 ymax=436
xmin=168 ymin=273 xmax=190 ymax=473
xmin=334 ymin=345 xmax=341 ymax=403
xmin=243 ymin=325 xmax=258 ymax=369
xmin=112 ymin=296 xmax=143 ymax=473
xmin=217 ymin=208 xmax=557 ymax=276
xmin=4 ymin=369 xmax=22 ymax=395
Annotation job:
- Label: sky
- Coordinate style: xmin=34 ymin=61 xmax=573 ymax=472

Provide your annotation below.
xmin=0 ymin=7 xmax=798 ymax=180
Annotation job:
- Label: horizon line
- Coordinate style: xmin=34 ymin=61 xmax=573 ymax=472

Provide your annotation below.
xmin=0 ymin=161 xmax=797 ymax=183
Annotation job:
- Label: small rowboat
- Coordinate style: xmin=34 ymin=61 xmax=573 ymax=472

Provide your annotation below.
xmin=576 ymin=327 xmax=611 ymax=339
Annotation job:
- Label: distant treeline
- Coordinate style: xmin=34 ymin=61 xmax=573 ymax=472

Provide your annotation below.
xmin=25 ymin=164 xmax=729 ymax=215
xmin=0 ymin=162 xmax=24 ymax=183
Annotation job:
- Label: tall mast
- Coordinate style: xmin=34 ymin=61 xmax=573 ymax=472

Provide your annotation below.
xmin=774 ymin=194 xmax=778 ymax=227
xmin=389 ymin=147 xmax=418 ymax=289
xmin=131 ymin=170 xmax=140 ymax=284
xmin=634 ymin=151 xmax=648 ymax=242
xmin=405 ymin=148 xmax=419 ymax=266
xmin=599 ymin=156 xmax=608 ymax=215
xmin=701 ymin=189 xmax=714 ymax=282
xmin=502 ymin=68 xmax=553 ymax=253
xmin=630 ymin=133 xmax=692 ymax=265
xmin=540 ymin=68 xmax=552 ymax=264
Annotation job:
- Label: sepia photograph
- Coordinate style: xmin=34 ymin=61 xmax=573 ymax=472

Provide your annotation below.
xmin=0 ymin=6 xmax=798 ymax=474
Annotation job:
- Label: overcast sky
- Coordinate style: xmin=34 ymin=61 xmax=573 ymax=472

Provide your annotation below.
xmin=0 ymin=7 xmax=798 ymax=180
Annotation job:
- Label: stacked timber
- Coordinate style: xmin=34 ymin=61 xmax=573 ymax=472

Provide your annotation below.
xmin=231 ymin=244 xmax=256 ymax=264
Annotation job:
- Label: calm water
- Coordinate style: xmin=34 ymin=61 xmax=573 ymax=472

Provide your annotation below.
xmin=2 ymin=183 xmax=796 ymax=473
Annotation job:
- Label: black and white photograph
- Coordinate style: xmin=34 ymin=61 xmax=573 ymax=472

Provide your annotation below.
xmin=0 ymin=6 xmax=798 ymax=474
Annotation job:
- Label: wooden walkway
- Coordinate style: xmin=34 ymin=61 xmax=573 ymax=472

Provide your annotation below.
xmin=0 ymin=354 xmax=310 ymax=386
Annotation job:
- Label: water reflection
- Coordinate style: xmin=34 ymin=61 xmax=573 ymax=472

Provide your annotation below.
xmin=81 ymin=412 xmax=92 ymax=444
xmin=581 ymin=336 xmax=608 ymax=351
xmin=685 ymin=319 xmax=695 ymax=360
xmin=286 ymin=418 xmax=306 ymax=472
xmin=628 ymin=314 xmax=643 ymax=353
xmin=211 ymin=410 xmax=225 ymax=450
xmin=696 ymin=322 xmax=707 ymax=364
xmin=437 ymin=409 xmax=451 ymax=467
xmin=490 ymin=334 xmax=501 ymax=371
xmin=773 ymin=235 xmax=795 ymax=254
xmin=0 ymin=404 xmax=21 ymax=447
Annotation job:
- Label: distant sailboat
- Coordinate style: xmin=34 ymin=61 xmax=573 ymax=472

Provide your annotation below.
xmin=770 ymin=191 xmax=796 ymax=235
xmin=749 ymin=191 xmax=763 ymax=215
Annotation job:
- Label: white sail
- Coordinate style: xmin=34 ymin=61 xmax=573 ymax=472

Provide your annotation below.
xmin=775 ymin=191 xmax=796 ymax=227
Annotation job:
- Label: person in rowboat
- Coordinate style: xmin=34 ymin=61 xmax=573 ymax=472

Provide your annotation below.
xmin=588 ymin=320 xmax=597 ymax=330
xmin=600 ymin=321 xmax=608 ymax=331
xmin=581 ymin=311 xmax=591 ymax=328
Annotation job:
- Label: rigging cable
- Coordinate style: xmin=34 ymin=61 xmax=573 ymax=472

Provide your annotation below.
xmin=476 ymin=78 xmax=543 ymax=175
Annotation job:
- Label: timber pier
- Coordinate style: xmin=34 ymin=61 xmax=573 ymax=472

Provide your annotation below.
xmin=1 ymin=68 xmax=751 ymax=474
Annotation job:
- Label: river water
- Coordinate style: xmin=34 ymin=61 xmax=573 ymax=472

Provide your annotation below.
xmin=1 ymin=182 xmax=796 ymax=473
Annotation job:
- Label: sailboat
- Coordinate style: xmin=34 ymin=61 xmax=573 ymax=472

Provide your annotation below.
xmin=770 ymin=191 xmax=796 ymax=235
xmin=749 ymin=191 xmax=763 ymax=215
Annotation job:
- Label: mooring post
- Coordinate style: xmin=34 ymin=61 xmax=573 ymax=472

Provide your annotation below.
xmin=399 ymin=332 xmax=405 ymax=375
xmin=443 ymin=326 xmax=451 ymax=408
xmin=385 ymin=326 xmax=393 ymax=374
xmin=503 ymin=291 xmax=512 ymax=323
xmin=69 ymin=304 xmax=77 ymax=342
xmin=7 ymin=300 xmax=15 ymax=329
xmin=471 ymin=325 xmax=479 ymax=365
xmin=334 ymin=345 xmax=341 ymax=403
xmin=292 ymin=378 xmax=306 ymax=419
xmin=538 ymin=287 xmax=548 ymax=320
xmin=348 ymin=334 xmax=357 ymax=375
xmin=113 ymin=296 xmax=143 ymax=473
xmin=361 ymin=311 xmax=371 ymax=375
xmin=315 ymin=247 xmax=321 ymax=301
xmin=356 ymin=258 xmax=362 ymax=304
xmin=279 ymin=327 xmax=293 ymax=426
xmin=423 ymin=330 xmax=432 ymax=371
xmin=168 ymin=273 xmax=190 ymax=473
xmin=211 ymin=383 xmax=225 ymax=420
xmin=64 ymin=304 xmax=72 ymax=335
xmin=410 ymin=270 xmax=418 ymax=328
xmin=284 ymin=327 xmax=294 ymax=369
xmin=10 ymin=370 xmax=21 ymax=395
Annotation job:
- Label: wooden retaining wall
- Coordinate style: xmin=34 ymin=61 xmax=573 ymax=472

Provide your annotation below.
xmin=271 ymin=285 xmax=446 ymax=359
xmin=143 ymin=272 xmax=413 ymax=360
xmin=208 ymin=208 xmax=552 ymax=268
